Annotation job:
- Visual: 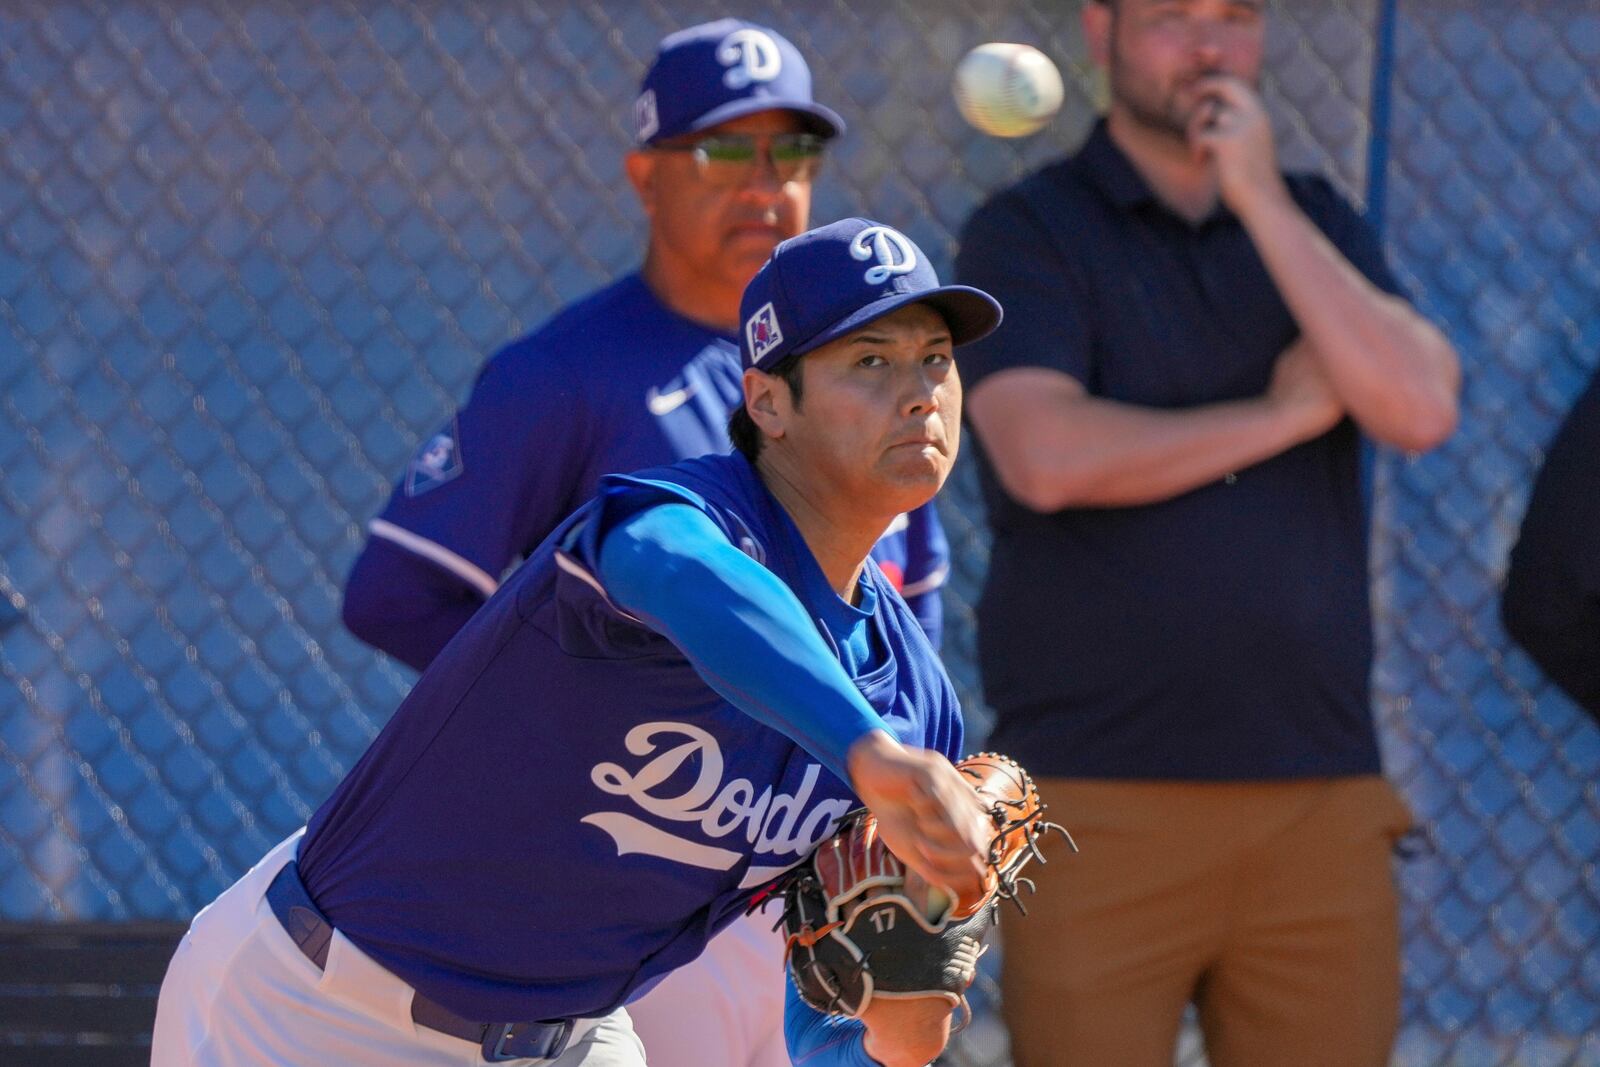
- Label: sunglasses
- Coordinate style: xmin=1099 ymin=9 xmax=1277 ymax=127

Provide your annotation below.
xmin=653 ymin=132 xmax=827 ymax=187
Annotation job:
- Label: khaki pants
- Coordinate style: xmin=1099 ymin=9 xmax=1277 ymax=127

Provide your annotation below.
xmin=1003 ymin=776 xmax=1412 ymax=1067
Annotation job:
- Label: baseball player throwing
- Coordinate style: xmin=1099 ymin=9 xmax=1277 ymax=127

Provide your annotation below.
xmin=151 ymin=217 xmax=1003 ymax=1067
xmin=341 ymin=31 xmax=949 ymax=1062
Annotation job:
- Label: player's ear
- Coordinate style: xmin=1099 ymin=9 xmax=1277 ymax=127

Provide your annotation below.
xmin=624 ymin=151 xmax=657 ymax=219
xmin=1083 ymin=0 xmax=1112 ymax=70
xmin=743 ymin=368 xmax=788 ymax=441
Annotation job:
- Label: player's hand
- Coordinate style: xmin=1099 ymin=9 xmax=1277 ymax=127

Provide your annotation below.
xmin=860 ymin=995 xmax=953 ymax=1067
xmin=845 ymin=731 xmax=990 ymax=906
xmin=1266 ymin=337 xmax=1343 ymax=440
xmin=1187 ymin=75 xmax=1286 ymax=217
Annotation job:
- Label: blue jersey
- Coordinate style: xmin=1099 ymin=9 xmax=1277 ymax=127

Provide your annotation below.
xmin=345 ymin=273 xmax=949 ymax=669
xmin=299 ymin=453 xmax=965 ymax=1024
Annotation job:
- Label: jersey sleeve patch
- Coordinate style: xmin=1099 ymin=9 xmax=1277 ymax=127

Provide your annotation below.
xmin=404 ymin=414 xmax=464 ymax=497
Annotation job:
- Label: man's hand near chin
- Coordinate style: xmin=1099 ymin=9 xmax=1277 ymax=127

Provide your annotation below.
xmin=861 ymin=996 xmax=955 ymax=1067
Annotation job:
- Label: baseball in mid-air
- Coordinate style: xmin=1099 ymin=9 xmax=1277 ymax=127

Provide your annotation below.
xmin=952 ymin=43 xmax=1065 ymax=138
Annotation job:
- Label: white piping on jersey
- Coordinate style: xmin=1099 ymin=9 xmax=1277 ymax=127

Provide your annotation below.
xmin=899 ymin=562 xmax=950 ymax=598
xmin=553 ymin=550 xmax=645 ymax=624
xmin=368 ymin=519 xmax=498 ymax=599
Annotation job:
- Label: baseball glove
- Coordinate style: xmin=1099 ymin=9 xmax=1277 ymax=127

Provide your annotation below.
xmin=760 ymin=752 xmax=1073 ymax=1021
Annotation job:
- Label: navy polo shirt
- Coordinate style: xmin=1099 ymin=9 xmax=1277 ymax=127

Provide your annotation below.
xmin=954 ymin=120 xmax=1406 ymax=780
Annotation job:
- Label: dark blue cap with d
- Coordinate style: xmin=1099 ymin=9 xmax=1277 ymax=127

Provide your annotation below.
xmin=740 ymin=218 xmax=1003 ymax=372
xmin=634 ymin=19 xmax=845 ymax=145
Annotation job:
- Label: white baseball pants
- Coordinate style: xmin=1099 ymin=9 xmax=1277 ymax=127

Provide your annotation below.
xmin=151 ymin=831 xmax=646 ymax=1067
xmin=624 ymin=908 xmax=791 ymax=1067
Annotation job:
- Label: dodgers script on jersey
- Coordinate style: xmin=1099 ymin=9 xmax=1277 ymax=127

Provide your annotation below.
xmin=297 ymin=453 xmax=965 ymax=1025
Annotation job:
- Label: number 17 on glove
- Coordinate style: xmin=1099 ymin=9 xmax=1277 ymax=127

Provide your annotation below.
xmin=763 ymin=752 xmax=1075 ymax=1024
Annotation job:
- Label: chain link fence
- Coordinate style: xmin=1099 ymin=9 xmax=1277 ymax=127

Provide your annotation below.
xmin=0 ymin=2 xmax=1596 ymax=1063
xmin=1374 ymin=5 xmax=1600 ymax=1065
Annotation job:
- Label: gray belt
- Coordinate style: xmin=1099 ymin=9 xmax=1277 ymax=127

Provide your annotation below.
xmin=265 ymin=860 xmax=573 ymax=1062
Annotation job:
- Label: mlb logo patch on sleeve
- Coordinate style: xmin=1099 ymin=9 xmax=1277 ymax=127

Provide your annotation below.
xmin=405 ymin=415 xmax=464 ymax=496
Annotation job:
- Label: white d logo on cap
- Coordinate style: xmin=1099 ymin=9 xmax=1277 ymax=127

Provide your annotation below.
xmin=635 ymin=89 xmax=659 ymax=142
xmin=850 ymin=226 xmax=918 ymax=286
xmin=718 ymin=29 xmax=782 ymax=90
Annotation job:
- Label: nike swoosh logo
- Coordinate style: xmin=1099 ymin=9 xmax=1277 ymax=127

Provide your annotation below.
xmin=647 ymin=383 xmax=697 ymax=416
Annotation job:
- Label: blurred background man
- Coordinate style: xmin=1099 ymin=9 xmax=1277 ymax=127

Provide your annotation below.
xmin=955 ymin=1 xmax=1460 ymax=1064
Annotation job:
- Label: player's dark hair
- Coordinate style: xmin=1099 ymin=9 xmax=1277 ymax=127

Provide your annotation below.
xmin=728 ymin=354 xmax=806 ymax=462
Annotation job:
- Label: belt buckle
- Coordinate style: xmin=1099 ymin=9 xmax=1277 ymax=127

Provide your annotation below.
xmin=482 ymin=1018 xmax=572 ymax=1062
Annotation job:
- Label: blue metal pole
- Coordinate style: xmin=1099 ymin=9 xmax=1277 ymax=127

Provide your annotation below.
xmin=1364 ymin=0 xmax=1401 ymax=234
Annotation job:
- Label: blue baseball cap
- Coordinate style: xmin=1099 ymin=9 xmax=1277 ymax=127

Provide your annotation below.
xmin=740 ymin=218 xmax=1003 ymax=372
xmin=634 ymin=20 xmax=845 ymax=145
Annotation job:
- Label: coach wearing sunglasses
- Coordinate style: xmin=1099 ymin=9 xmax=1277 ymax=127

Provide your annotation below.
xmin=339 ymin=18 xmax=951 ymax=1067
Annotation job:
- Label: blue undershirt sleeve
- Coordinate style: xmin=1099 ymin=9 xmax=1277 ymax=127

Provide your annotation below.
xmin=596 ymin=502 xmax=893 ymax=785
xmin=784 ymin=975 xmax=880 ymax=1066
